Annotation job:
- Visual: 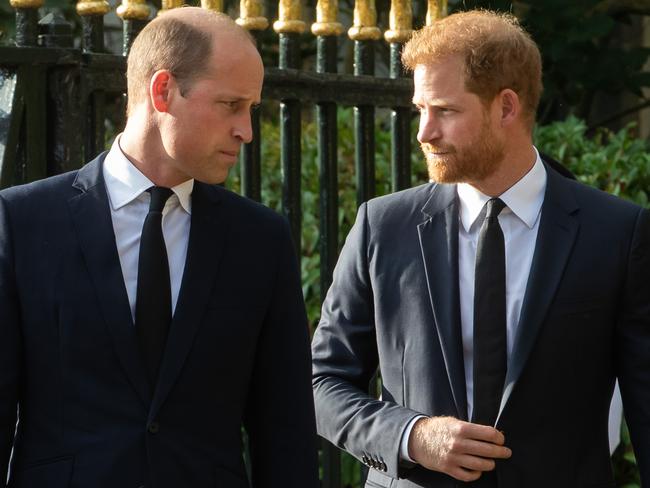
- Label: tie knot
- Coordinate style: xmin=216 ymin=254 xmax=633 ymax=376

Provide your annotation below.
xmin=485 ymin=198 xmax=506 ymax=220
xmin=148 ymin=187 xmax=173 ymax=213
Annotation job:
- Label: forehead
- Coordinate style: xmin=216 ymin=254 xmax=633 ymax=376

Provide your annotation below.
xmin=412 ymin=56 xmax=470 ymax=102
xmin=200 ymin=38 xmax=264 ymax=96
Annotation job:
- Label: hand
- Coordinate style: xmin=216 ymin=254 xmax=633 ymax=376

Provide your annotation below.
xmin=407 ymin=416 xmax=512 ymax=482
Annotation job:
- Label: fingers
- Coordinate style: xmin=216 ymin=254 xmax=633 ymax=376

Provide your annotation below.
xmin=461 ymin=438 xmax=512 ymax=460
xmin=456 ymin=421 xmax=506 ymax=445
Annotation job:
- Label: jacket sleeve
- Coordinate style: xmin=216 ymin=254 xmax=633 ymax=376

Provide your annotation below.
xmin=312 ymin=202 xmax=422 ymax=478
xmin=244 ymin=217 xmax=320 ymax=488
xmin=617 ymin=207 xmax=650 ymax=483
xmin=0 ymin=194 xmax=21 ymax=481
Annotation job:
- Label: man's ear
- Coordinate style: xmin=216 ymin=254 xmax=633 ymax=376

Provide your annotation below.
xmin=497 ymin=88 xmax=521 ymax=127
xmin=149 ymin=70 xmax=175 ymax=113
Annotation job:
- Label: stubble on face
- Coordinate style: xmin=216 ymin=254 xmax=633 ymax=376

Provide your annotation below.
xmin=421 ymin=112 xmax=505 ymax=184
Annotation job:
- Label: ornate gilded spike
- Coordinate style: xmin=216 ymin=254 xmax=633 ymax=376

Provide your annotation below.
xmin=76 ymin=0 xmax=110 ymax=16
xmin=426 ymin=0 xmax=447 ymax=25
xmin=201 ymin=0 xmax=223 ymax=12
xmin=384 ymin=0 xmax=411 ymax=43
xmin=236 ymin=0 xmax=269 ymax=31
xmin=311 ymin=0 xmax=343 ymax=37
xmin=159 ymin=0 xmax=183 ymax=14
xmin=116 ymin=0 xmax=150 ymax=20
xmin=273 ymin=0 xmax=306 ymax=34
xmin=348 ymin=0 xmax=381 ymax=41
xmin=9 ymin=0 xmax=43 ymax=7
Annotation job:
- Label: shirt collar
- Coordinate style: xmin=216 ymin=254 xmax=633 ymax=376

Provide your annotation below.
xmin=102 ymin=135 xmax=194 ymax=214
xmin=457 ymin=147 xmax=547 ymax=232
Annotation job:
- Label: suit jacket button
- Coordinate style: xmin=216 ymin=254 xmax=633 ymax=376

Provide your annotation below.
xmin=147 ymin=422 xmax=160 ymax=434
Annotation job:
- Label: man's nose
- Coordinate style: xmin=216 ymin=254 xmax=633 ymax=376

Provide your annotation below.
xmin=416 ymin=111 xmax=440 ymax=144
xmin=233 ymin=111 xmax=254 ymax=144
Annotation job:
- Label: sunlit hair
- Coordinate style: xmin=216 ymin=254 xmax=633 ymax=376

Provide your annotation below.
xmin=126 ymin=9 xmax=253 ymax=116
xmin=402 ymin=10 xmax=542 ymax=129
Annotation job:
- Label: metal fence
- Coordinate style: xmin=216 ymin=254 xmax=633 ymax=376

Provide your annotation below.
xmin=0 ymin=0 xmax=447 ymax=485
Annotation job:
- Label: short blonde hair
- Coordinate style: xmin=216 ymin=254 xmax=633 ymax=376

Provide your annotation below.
xmin=402 ymin=10 xmax=542 ymax=128
xmin=126 ymin=9 xmax=252 ymax=115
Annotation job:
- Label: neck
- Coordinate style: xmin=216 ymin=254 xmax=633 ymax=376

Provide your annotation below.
xmin=119 ymin=110 xmax=189 ymax=188
xmin=469 ymin=142 xmax=536 ymax=197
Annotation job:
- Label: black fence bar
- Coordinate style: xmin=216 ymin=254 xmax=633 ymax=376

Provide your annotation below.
xmin=15 ymin=7 xmax=39 ymax=47
xmin=240 ymin=30 xmax=263 ymax=202
xmin=122 ymin=19 xmax=146 ymax=56
xmin=0 ymin=68 xmax=22 ymax=188
xmin=81 ymin=14 xmax=106 ymax=165
xmin=279 ymin=32 xmax=302 ymax=256
xmin=44 ymin=15 xmax=85 ymax=175
xmin=316 ymin=33 xmax=342 ymax=488
xmin=21 ymin=63 xmax=47 ymax=183
xmin=353 ymin=39 xmax=376 ymax=207
xmin=389 ymin=42 xmax=411 ymax=192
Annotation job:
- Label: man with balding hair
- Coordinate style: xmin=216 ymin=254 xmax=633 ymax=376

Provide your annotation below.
xmin=312 ymin=9 xmax=650 ymax=488
xmin=0 ymin=8 xmax=318 ymax=488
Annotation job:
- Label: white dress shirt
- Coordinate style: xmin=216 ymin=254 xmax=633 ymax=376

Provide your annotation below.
xmin=102 ymin=136 xmax=194 ymax=321
xmin=400 ymin=149 xmax=547 ymax=462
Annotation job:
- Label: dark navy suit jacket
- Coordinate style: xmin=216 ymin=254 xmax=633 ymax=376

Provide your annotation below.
xmin=312 ymin=163 xmax=650 ymax=488
xmin=0 ymin=154 xmax=319 ymax=488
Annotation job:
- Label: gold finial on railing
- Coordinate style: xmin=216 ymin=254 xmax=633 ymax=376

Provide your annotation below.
xmin=236 ymin=0 xmax=269 ymax=30
xmin=158 ymin=0 xmax=182 ymax=14
xmin=116 ymin=0 xmax=150 ymax=20
xmin=201 ymin=0 xmax=223 ymax=12
xmin=273 ymin=0 xmax=306 ymax=34
xmin=348 ymin=0 xmax=381 ymax=41
xmin=76 ymin=0 xmax=110 ymax=16
xmin=384 ymin=0 xmax=411 ymax=43
xmin=426 ymin=0 xmax=447 ymax=25
xmin=311 ymin=0 xmax=343 ymax=37
xmin=9 ymin=0 xmax=43 ymax=8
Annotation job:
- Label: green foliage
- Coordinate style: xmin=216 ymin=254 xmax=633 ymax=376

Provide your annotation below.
xmin=535 ymin=115 xmax=650 ymax=208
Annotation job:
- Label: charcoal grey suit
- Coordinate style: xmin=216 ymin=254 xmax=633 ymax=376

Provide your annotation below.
xmin=312 ymin=162 xmax=650 ymax=488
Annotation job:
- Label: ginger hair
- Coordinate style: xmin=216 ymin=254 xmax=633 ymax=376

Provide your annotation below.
xmin=402 ymin=10 xmax=543 ymax=129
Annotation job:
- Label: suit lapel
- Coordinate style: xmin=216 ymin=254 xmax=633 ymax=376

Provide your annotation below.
xmin=497 ymin=166 xmax=580 ymax=422
xmin=418 ymin=184 xmax=468 ymax=420
xmin=150 ymin=182 xmax=228 ymax=420
xmin=67 ymin=154 xmax=152 ymax=407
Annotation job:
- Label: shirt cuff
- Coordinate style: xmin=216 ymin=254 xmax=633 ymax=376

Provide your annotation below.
xmin=400 ymin=415 xmax=427 ymax=463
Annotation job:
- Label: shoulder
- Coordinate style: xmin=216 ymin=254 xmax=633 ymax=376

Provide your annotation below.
xmin=364 ymin=183 xmax=438 ymax=217
xmin=195 ymin=182 xmax=288 ymax=232
xmin=0 ymin=170 xmax=79 ymax=209
xmin=547 ymin=164 xmax=642 ymax=215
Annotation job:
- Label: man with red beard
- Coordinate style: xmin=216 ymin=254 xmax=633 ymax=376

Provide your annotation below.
xmin=312 ymin=9 xmax=650 ymax=488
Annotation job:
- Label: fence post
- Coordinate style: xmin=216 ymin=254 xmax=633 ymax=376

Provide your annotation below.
xmin=78 ymin=0 xmax=110 ymax=163
xmin=116 ymin=0 xmax=150 ymax=56
xmin=349 ymin=0 xmax=380 ymax=208
xmin=385 ymin=0 xmax=412 ymax=192
xmin=237 ymin=0 xmax=268 ymax=203
xmin=312 ymin=7 xmax=344 ymax=488
xmin=273 ymin=0 xmax=305 ymax=257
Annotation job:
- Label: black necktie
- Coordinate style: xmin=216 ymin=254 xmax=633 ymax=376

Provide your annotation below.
xmin=472 ymin=197 xmax=507 ymax=427
xmin=136 ymin=186 xmax=174 ymax=386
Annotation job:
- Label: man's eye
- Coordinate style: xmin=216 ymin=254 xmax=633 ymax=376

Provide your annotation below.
xmin=221 ymin=101 xmax=238 ymax=109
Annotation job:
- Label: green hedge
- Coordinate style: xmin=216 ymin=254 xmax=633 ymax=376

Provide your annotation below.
xmin=227 ymin=109 xmax=648 ymax=487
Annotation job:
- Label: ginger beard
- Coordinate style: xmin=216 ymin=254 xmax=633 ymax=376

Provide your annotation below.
xmin=421 ymin=112 xmax=506 ymax=184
